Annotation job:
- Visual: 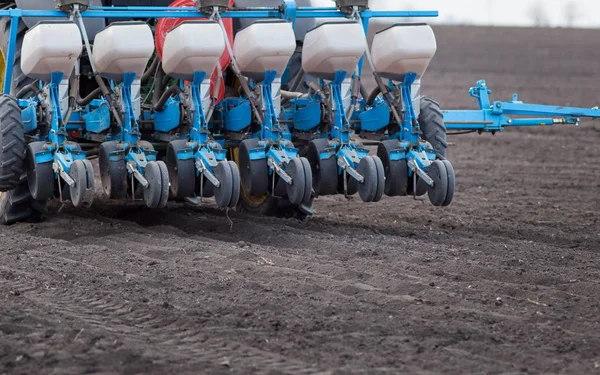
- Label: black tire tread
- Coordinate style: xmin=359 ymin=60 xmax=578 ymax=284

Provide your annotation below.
xmin=0 ymin=94 xmax=25 ymax=191
xmin=0 ymin=174 xmax=46 ymax=225
xmin=0 ymin=15 xmax=46 ymax=224
xmin=419 ymin=96 xmax=447 ymax=158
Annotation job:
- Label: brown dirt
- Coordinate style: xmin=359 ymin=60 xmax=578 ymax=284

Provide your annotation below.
xmin=1 ymin=26 xmax=600 ymax=374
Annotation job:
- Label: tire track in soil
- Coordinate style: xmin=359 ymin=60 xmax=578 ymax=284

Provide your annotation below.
xmin=0 ymin=267 xmax=328 ymax=374
xmin=3 ymin=198 xmax=600 ymax=373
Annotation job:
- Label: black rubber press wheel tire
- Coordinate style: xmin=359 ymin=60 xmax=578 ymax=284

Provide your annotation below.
xmin=166 ymin=140 xmax=195 ymax=200
xmin=306 ymin=138 xmax=337 ymax=196
xmin=99 ymin=141 xmax=127 ymax=199
xmin=239 ymin=138 xmax=268 ymax=197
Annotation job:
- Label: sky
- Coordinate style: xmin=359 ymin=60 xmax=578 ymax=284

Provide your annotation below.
xmin=399 ymin=0 xmax=600 ymax=29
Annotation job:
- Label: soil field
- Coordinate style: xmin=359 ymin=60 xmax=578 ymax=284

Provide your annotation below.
xmin=1 ymin=26 xmax=600 ymax=374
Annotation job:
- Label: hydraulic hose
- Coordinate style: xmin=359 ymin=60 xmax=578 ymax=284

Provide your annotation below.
xmin=152 ymin=62 xmax=166 ymax=108
xmin=359 ymin=81 xmax=369 ymax=102
xmin=141 ymin=57 xmax=159 ymax=85
xmin=366 ymin=86 xmax=381 ymax=106
xmin=93 ymin=73 xmax=122 ymax=127
xmin=153 ymin=85 xmax=182 ymax=112
xmin=76 ymin=87 xmax=103 ymax=106
xmin=15 ymin=81 xmax=40 ymax=99
xmin=307 ymin=81 xmax=328 ymax=107
xmin=63 ymin=61 xmax=80 ymax=126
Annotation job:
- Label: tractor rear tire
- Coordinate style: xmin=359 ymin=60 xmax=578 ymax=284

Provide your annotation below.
xmin=0 ymin=173 xmax=46 ymax=225
xmin=0 ymin=94 xmax=25 ymax=191
xmin=418 ymin=96 xmax=447 ymax=158
xmin=0 ymin=11 xmax=47 ymax=224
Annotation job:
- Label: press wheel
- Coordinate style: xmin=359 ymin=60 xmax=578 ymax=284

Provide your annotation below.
xmin=356 ymin=155 xmax=378 ymax=203
xmin=442 ymin=160 xmax=455 ymax=206
xmin=157 ymin=160 xmax=170 ymax=208
xmin=144 ymin=161 xmax=165 ymax=208
xmin=69 ymin=159 xmax=94 ymax=208
xmin=285 ymin=158 xmax=306 ymax=206
xmin=99 ymin=141 xmax=127 ymax=199
xmin=227 ymin=160 xmax=240 ymax=208
xmin=166 ymin=140 xmax=195 ymax=200
xmin=306 ymin=139 xmax=337 ymax=196
xmin=427 ymin=160 xmax=448 ymax=206
xmin=239 ymin=138 xmax=268 ymax=197
xmin=26 ymin=141 xmax=54 ymax=200
xmin=196 ymin=172 xmax=215 ymax=198
xmin=299 ymin=157 xmax=313 ymax=204
xmin=214 ymin=160 xmax=233 ymax=208
xmin=372 ymin=155 xmax=385 ymax=203
xmin=377 ymin=140 xmax=408 ymax=197
xmin=338 ymin=166 xmax=359 ymax=196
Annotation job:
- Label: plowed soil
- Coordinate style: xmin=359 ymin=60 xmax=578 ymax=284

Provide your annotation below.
xmin=1 ymin=26 xmax=600 ymax=374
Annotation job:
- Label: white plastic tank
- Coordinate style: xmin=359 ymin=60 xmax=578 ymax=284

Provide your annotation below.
xmin=371 ymin=23 xmax=437 ymax=81
xmin=302 ymin=21 xmax=366 ymax=81
xmin=233 ymin=20 xmax=296 ymax=81
xmin=92 ymin=22 xmax=155 ymax=81
xmin=162 ymin=21 xmax=225 ymax=81
xmin=21 ymin=21 xmax=82 ymax=82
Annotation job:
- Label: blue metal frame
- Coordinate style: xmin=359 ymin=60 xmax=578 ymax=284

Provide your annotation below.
xmin=327 ymin=70 xmax=369 ymax=175
xmin=444 ymin=80 xmax=600 ymax=132
xmin=31 ymin=72 xmax=86 ymax=175
xmin=188 ymin=71 xmax=226 ymax=177
xmin=0 ymin=4 xmax=438 ymax=96
xmin=376 ymin=73 xmax=437 ymax=180
xmin=242 ymin=69 xmax=299 ymax=187
xmin=116 ymin=72 xmax=157 ymax=176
